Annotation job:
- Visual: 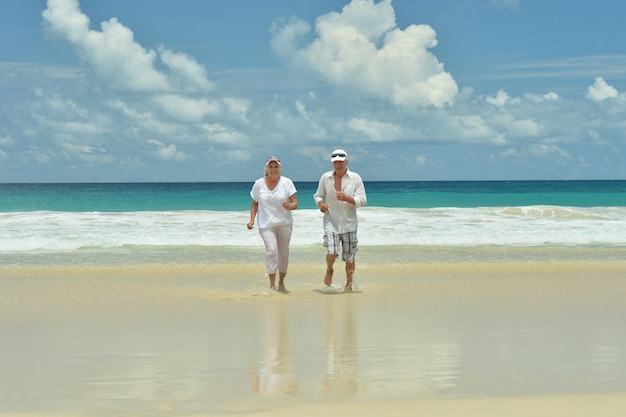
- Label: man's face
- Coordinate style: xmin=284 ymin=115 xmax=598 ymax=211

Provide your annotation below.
xmin=332 ymin=160 xmax=347 ymax=169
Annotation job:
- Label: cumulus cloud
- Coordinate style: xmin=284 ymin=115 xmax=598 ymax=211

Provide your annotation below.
xmin=59 ymin=142 xmax=115 ymax=163
xmin=42 ymin=0 xmax=213 ymax=94
xmin=271 ymin=0 xmax=458 ymax=108
xmin=544 ymin=92 xmax=560 ymax=101
xmin=270 ymin=17 xmax=311 ymax=59
xmin=347 ymin=117 xmax=403 ymax=142
xmin=38 ymin=0 xmax=255 ymax=170
xmin=222 ymin=97 xmax=252 ymax=124
xmin=200 ymin=124 xmax=248 ymax=145
xmin=152 ymin=95 xmax=221 ymax=123
xmin=107 ymin=99 xmax=181 ymax=136
xmin=451 ymin=115 xmax=506 ymax=144
xmin=4 ymin=0 xmax=618 ymax=181
xmin=0 ymin=136 xmax=15 ymax=147
xmin=499 ymin=148 xmax=518 ymax=158
xmin=528 ymin=144 xmax=570 ymax=159
xmin=586 ymin=77 xmax=618 ymax=102
xmin=146 ymin=139 xmax=187 ymax=161
xmin=159 ymin=47 xmax=216 ymax=93
xmin=486 ymin=90 xmax=511 ymax=106
xmin=0 ymin=137 xmax=10 ymax=159
xmin=506 ymin=118 xmax=541 ymax=137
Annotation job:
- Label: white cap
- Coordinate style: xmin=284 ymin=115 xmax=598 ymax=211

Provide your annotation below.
xmin=265 ymin=156 xmax=281 ymax=165
xmin=331 ymin=149 xmax=347 ymax=162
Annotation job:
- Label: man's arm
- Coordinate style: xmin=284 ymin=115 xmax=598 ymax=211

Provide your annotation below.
xmin=352 ymin=175 xmax=367 ymax=208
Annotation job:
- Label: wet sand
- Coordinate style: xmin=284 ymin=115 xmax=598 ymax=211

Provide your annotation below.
xmin=2 ymin=260 xmax=626 ymax=416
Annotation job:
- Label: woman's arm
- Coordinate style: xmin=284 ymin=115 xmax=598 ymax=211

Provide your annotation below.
xmin=247 ymin=200 xmax=258 ymax=229
xmin=283 ymin=193 xmax=298 ymax=210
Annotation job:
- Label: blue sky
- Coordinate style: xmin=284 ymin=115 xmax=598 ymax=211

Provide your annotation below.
xmin=1 ymin=0 xmax=625 ymax=182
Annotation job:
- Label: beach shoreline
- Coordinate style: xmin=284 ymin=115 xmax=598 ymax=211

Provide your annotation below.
xmin=2 ymin=259 xmax=626 ymax=415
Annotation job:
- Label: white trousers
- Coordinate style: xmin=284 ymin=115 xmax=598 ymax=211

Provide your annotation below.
xmin=259 ymin=224 xmax=293 ymax=275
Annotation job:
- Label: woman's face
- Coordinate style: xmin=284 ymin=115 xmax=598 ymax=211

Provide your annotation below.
xmin=267 ymin=162 xmax=281 ymax=175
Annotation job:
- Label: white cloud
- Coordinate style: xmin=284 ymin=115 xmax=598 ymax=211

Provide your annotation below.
xmin=0 ymin=136 xmax=15 ymax=146
xmin=152 ymin=94 xmax=221 ymax=123
xmin=107 ymin=99 xmax=181 ymax=136
xmin=221 ymin=148 xmax=253 ymax=163
xmin=58 ymin=142 xmax=115 ymax=163
xmin=522 ymin=92 xmax=560 ymax=103
xmin=43 ymin=0 xmax=170 ymax=92
xmin=586 ymin=77 xmax=618 ymax=102
xmin=54 ymin=121 xmax=108 ymax=136
xmin=159 ymin=47 xmax=216 ymax=93
xmin=347 ymin=117 xmax=403 ymax=142
xmin=28 ymin=147 xmax=52 ymax=164
xmin=200 ymin=124 xmax=248 ymax=145
xmin=499 ymin=148 xmax=518 ymax=158
xmin=271 ymin=0 xmax=458 ymax=108
xmin=295 ymin=100 xmax=309 ymax=119
xmin=0 ymin=0 xmax=616 ymax=181
xmin=270 ymin=17 xmax=311 ymax=59
xmin=528 ymin=144 xmax=570 ymax=159
xmin=452 ymin=115 xmax=506 ymax=144
xmin=508 ymin=118 xmax=541 ymax=137
xmin=222 ymin=97 xmax=251 ymax=124
xmin=491 ymin=114 xmax=541 ymax=138
xmin=42 ymin=0 xmax=215 ymax=95
xmin=486 ymin=90 xmax=510 ymax=106
xmin=39 ymin=0 xmax=256 ymax=165
xmin=146 ymin=139 xmax=187 ymax=161
xmin=544 ymin=92 xmax=560 ymax=101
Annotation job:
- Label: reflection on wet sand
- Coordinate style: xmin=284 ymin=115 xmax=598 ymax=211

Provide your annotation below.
xmin=323 ymin=295 xmax=358 ymax=398
xmin=252 ymin=299 xmax=299 ymax=396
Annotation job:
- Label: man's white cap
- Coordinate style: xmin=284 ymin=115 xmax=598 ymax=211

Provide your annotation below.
xmin=331 ymin=149 xmax=347 ymax=162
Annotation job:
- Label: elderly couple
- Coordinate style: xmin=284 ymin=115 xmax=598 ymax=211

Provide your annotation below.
xmin=247 ymin=149 xmax=367 ymax=293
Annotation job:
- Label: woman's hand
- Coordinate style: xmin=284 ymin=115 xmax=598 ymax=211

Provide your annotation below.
xmin=247 ymin=222 xmax=254 ymax=230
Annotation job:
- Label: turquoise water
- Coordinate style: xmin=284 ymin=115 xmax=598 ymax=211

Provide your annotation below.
xmin=2 ymin=180 xmax=626 ymax=263
xmin=1 ymin=180 xmax=625 ymax=212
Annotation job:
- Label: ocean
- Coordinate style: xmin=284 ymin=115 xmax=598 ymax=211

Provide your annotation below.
xmin=4 ymin=181 xmax=626 ymax=414
xmin=2 ymin=180 xmax=626 ymax=266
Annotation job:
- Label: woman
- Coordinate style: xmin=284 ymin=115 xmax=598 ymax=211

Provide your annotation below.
xmin=248 ymin=156 xmax=298 ymax=293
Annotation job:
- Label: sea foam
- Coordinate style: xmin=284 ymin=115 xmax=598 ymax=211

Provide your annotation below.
xmin=2 ymin=205 xmax=626 ymax=253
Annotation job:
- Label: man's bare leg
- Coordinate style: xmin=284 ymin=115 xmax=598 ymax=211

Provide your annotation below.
xmin=324 ymin=254 xmax=337 ymax=286
xmin=345 ymin=262 xmax=355 ymax=292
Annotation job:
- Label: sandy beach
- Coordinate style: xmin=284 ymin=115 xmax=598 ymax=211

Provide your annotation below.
xmin=2 ymin=257 xmax=626 ymax=416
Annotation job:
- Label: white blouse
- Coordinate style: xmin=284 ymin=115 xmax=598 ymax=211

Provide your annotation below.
xmin=250 ymin=176 xmax=297 ymax=229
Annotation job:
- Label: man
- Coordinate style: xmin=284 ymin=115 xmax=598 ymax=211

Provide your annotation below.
xmin=313 ymin=149 xmax=367 ymax=292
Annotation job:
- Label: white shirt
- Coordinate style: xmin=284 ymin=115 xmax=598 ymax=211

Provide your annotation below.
xmin=313 ymin=169 xmax=367 ymax=234
xmin=250 ymin=176 xmax=297 ymax=229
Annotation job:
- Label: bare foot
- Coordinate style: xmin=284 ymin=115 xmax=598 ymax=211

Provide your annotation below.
xmin=344 ymin=278 xmax=353 ymax=293
xmin=277 ymin=284 xmax=290 ymax=294
xmin=324 ymin=269 xmax=333 ymax=286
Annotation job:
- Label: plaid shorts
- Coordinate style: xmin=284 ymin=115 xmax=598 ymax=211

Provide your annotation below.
xmin=323 ymin=231 xmax=358 ymax=263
